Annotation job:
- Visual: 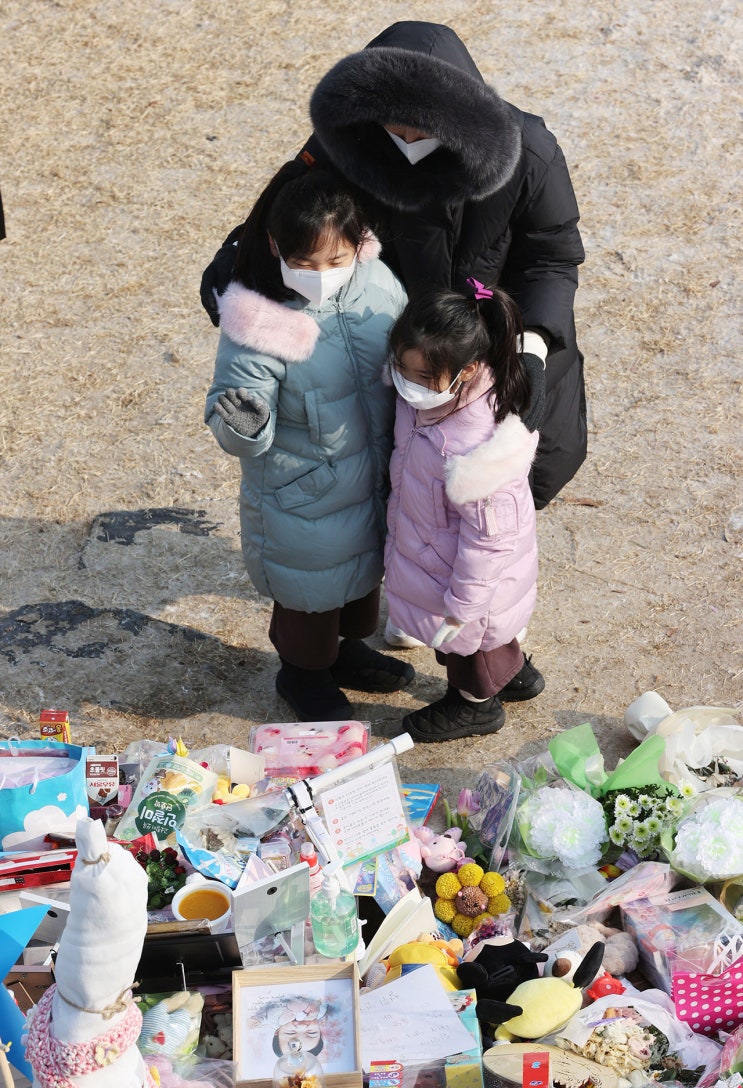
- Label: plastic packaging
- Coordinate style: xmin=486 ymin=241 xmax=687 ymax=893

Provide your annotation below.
xmin=300 ymin=841 xmax=323 ymax=897
xmin=250 ymin=721 xmax=370 ymax=778
xmin=273 ymin=1039 xmax=325 ymax=1088
xmin=310 ymin=861 xmax=359 ymax=958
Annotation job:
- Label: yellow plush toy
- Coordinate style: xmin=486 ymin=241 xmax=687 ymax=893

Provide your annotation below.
xmin=384 ymin=935 xmax=464 ymax=991
xmin=486 ymin=941 xmax=606 ymax=1041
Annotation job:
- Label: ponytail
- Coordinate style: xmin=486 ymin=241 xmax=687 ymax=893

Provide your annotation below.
xmin=388 ymin=280 xmax=530 ymax=423
xmin=465 ymin=279 xmax=530 ymax=423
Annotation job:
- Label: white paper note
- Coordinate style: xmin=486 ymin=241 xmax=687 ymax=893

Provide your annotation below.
xmin=359 ymin=965 xmax=475 ymax=1070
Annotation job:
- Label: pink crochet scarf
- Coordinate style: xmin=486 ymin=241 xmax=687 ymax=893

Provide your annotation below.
xmin=26 ymin=984 xmax=157 ymax=1088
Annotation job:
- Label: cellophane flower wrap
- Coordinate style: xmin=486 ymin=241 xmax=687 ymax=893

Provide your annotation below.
xmin=513 ymin=773 xmax=608 ymax=874
xmin=546 ymin=721 xmax=683 ymax=863
xmin=662 ymin=788 xmax=743 ymax=882
xmin=552 ymin=990 xmax=721 ymax=1088
xmin=443 ymin=787 xmax=487 ymax=864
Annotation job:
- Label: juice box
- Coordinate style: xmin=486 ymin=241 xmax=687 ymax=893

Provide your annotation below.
xmin=86 ymin=754 xmax=119 ymax=806
xmin=39 ymin=709 xmax=71 ymax=743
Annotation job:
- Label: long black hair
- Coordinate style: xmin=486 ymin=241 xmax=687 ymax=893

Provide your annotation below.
xmin=233 ymin=161 xmax=370 ymax=301
xmin=388 ymin=283 xmax=530 ymax=422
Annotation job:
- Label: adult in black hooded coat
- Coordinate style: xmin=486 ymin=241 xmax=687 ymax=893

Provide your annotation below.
xmin=200 ymin=21 xmax=587 ymax=510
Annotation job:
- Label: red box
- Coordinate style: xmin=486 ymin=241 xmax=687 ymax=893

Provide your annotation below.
xmin=522 ymin=1052 xmax=551 ymax=1088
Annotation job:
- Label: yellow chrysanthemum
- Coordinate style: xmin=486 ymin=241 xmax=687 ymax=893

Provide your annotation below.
xmin=435 ymin=872 xmax=462 ymax=899
xmin=457 ymin=863 xmax=484 ymax=887
xmin=480 ymin=871 xmax=505 ymax=897
xmin=434 ymin=899 xmax=457 ymax=924
xmin=487 ymin=893 xmax=512 ymax=915
xmin=451 ymin=914 xmax=476 ymax=938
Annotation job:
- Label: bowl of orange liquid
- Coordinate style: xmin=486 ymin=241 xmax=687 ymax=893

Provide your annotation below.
xmin=171 ymin=878 xmax=233 ymax=933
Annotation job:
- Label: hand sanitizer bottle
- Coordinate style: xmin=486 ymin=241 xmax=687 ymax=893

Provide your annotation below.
xmin=300 ymin=840 xmax=324 ymax=897
xmin=310 ymin=861 xmax=359 ymax=958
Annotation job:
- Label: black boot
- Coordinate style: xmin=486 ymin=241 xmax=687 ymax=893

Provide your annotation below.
xmin=402 ymin=685 xmax=505 ymax=743
xmin=497 ymin=655 xmax=545 ymax=702
xmin=330 ymin=638 xmax=415 ymax=694
xmin=275 ymin=662 xmax=352 ymax=722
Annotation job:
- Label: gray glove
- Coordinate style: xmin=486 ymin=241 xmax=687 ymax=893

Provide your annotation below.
xmin=214 ymin=388 xmax=270 ymax=437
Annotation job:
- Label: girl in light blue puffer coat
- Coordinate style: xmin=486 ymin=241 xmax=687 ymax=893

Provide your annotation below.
xmin=205 ymin=164 xmax=413 ymax=721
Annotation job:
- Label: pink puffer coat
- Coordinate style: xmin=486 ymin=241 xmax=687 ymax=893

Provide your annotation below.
xmin=384 ymin=386 xmax=539 ymax=656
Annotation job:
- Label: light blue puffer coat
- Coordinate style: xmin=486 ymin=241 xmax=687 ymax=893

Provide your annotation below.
xmin=205 ymin=253 xmax=406 ymax=612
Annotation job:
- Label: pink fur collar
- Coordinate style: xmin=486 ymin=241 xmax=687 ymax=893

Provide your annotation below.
xmin=218 ymin=283 xmax=319 ymax=362
xmin=217 ymin=231 xmax=381 ymax=363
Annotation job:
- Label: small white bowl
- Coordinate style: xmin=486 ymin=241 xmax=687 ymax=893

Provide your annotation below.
xmin=171 ymin=877 xmax=233 ymax=933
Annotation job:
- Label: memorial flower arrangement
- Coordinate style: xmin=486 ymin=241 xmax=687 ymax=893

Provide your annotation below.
xmin=443 ymin=787 xmax=487 ymax=864
xmin=517 ymin=784 xmax=608 ymax=869
xmin=433 ymin=862 xmax=510 ymax=938
xmin=667 ymin=793 xmax=743 ymax=882
xmin=558 ymin=1010 xmax=702 ymax=1085
xmin=602 ymin=784 xmax=688 ymax=859
xmin=134 ymin=845 xmax=188 ymax=908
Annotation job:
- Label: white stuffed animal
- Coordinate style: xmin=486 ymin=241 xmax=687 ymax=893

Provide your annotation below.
xmin=27 ymin=816 xmax=151 ymax=1088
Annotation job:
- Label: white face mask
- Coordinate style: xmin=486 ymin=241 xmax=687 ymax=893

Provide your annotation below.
xmin=391 ymin=364 xmax=463 ymax=410
xmin=386 ymin=130 xmax=442 ymax=165
xmin=279 ymin=256 xmax=357 ymax=305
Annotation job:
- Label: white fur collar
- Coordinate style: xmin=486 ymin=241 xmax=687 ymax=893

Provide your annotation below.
xmin=217 ymin=231 xmax=382 ymax=364
xmin=445 ymin=414 xmax=538 ymax=504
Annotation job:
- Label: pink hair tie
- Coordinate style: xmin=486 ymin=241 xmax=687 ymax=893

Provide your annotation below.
xmin=466 ymin=277 xmax=493 ymax=301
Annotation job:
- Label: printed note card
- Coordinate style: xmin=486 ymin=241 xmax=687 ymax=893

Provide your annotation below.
xmin=319 ymin=763 xmax=409 ymax=867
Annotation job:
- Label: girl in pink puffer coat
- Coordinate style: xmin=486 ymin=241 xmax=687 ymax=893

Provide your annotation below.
xmin=384 ymin=279 xmax=545 ymax=742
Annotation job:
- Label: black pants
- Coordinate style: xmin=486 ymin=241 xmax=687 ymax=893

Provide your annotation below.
xmin=435 ymin=638 xmax=523 ymax=699
xmin=269 ymin=587 xmax=381 ymax=669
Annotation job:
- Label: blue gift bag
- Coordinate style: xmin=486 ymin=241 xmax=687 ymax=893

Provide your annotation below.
xmin=0 ymin=738 xmax=90 ymax=851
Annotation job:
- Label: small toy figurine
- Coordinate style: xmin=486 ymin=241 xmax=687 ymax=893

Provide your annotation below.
xmin=413 ymin=827 xmax=467 ymax=872
xmin=585 ymin=971 xmax=626 ymax=1001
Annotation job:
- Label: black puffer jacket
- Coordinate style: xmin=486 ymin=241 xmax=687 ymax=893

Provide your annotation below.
xmin=204 ymin=22 xmax=587 ymax=506
xmin=309 ymin=22 xmax=587 ymax=507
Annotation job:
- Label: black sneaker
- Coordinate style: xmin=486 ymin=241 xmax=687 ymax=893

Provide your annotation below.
xmin=330 ymin=638 xmax=415 ymax=694
xmin=497 ymin=655 xmax=545 ymax=702
xmin=402 ymin=685 xmax=505 ymax=743
xmin=275 ymin=663 xmax=353 ymax=722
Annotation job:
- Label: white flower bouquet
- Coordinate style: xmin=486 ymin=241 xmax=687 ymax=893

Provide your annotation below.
xmin=552 ymin=990 xmax=721 ymax=1088
xmin=516 ymin=782 xmax=608 ymax=871
xmin=663 ymin=788 xmax=743 ymax=882
xmin=602 ymin=784 xmax=688 ymax=860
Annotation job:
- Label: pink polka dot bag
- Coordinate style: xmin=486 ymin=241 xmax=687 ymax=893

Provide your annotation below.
xmin=673 ymin=955 xmax=743 ymax=1036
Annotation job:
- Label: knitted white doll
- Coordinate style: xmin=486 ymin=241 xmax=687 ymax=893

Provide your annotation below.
xmin=26 ymin=816 xmax=153 ymax=1088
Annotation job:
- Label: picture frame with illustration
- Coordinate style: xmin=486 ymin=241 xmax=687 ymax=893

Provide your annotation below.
xmin=233 ymin=962 xmax=362 ymax=1088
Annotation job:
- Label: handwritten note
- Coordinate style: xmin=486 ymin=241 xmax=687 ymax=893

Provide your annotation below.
xmin=319 ymin=763 xmax=409 ymax=866
xmin=359 ymin=965 xmax=475 ymax=1070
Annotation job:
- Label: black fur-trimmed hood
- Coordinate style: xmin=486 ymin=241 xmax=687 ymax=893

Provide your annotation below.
xmin=309 ymin=21 xmax=522 ymax=212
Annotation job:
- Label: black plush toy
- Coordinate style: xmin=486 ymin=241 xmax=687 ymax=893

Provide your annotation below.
xmin=478 ymin=941 xmax=606 ymax=1040
xmin=457 ymin=935 xmax=548 ymax=1016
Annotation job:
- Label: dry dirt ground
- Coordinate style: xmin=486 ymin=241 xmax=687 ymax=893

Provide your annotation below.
xmin=1 ymin=0 xmax=741 ymax=797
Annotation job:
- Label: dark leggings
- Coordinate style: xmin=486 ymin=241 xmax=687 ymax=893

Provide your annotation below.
xmin=435 ymin=638 xmax=523 ymax=699
xmin=269 ymin=586 xmax=381 ymax=669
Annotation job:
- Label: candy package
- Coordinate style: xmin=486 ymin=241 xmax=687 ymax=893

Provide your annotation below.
xmin=116 ymin=753 xmax=217 ymax=844
xmin=249 ymin=720 xmax=370 ymax=779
